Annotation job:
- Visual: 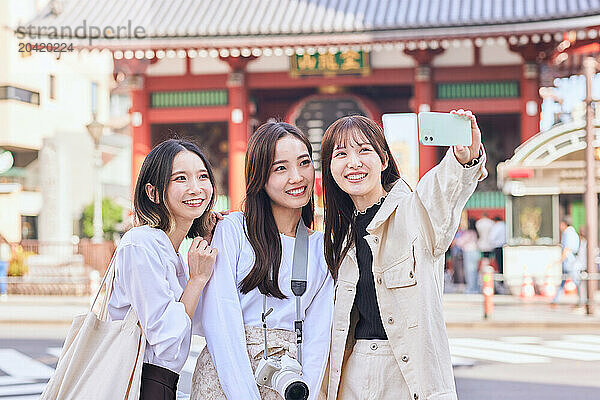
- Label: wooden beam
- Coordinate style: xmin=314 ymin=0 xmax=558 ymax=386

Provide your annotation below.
xmin=434 ymin=65 xmax=521 ymax=82
xmin=434 ymin=98 xmax=521 ymax=114
xmin=146 ymin=74 xmax=229 ymax=91
xmin=246 ymin=68 xmax=415 ymax=89
xmin=147 ymin=106 xmax=229 ymax=124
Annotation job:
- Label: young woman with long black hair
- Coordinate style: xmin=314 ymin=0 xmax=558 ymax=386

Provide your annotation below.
xmin=320 ymin=112 xmax=486 ymax=400
xmin=190 ymin=122 xmax=334 ymax=400
xmin=107 ymin=139 xmax=218 ymax=400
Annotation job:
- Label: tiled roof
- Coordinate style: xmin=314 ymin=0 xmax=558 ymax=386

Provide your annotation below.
xmin=25 ymin=0 xmax=600 ymax=47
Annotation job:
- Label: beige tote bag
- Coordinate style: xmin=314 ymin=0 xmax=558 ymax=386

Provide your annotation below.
xmin=40 ymin=255 xmax=145 ymax=400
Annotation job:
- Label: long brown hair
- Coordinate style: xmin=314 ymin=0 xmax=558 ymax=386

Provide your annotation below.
xmin=133 ymin=139 xmax=217 ymax=238
xmin=241 ymin=121 xmax=315 ymax=299
xmin=321 ymin=115 xmax=401 ymax=279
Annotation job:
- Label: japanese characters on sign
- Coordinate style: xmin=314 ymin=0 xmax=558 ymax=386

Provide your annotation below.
xmin=291 ymin=50 xmax=370 ymax=76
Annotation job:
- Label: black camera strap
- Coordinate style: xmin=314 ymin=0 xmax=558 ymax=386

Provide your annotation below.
xmin=261 ymin=217 xmax=309 ymax=365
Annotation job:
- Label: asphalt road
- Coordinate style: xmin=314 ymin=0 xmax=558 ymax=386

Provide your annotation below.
xmin=1 ymin=325 xmax=599 ymax=399
xmin=449 ymin=327 xmax=600 ymax=400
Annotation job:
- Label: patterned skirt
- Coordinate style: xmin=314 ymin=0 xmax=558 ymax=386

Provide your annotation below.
xmin=190 ymin=326 xmax=297 ymax=400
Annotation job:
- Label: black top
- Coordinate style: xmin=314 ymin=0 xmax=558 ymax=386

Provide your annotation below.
xmin=353 ymin=199 xmax=388 ymax=340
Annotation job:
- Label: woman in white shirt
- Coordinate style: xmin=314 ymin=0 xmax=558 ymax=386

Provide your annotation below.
xmin=190 ymin=122 xmax=334 ymax=400
xmin=108 ymin=139 xmax=218 ymax=400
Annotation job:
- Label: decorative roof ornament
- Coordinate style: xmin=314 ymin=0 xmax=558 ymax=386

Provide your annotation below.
xmin=49 ymin=0 xmax=62 ymax=16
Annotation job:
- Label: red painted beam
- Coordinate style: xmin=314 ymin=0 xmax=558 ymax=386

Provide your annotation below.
xmin=146 ymin=74 xmax=229 ymax=91
xmin=147 ymin=106 xmax=229 ymax=124
xmin=246 ymin=68 xmax=414 ymax=89
xmin=434 ymin=98 xmax=521 ymax=114
xmin=434 ymin=65 xmax=521 ymax=82
xmin=144 ymin=65 xmax=521 ymax=92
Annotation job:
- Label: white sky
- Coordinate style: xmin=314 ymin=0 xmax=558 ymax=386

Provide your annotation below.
xmin=540 ymin=72 xmax=600 ymax=131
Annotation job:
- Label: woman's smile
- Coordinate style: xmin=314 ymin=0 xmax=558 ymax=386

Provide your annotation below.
xmin=285 ymin=185 xmax=307 ymax=197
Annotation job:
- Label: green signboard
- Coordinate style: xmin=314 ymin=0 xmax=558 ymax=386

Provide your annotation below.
xmin=150 ymin=90 xmax=228 ymax=108
xmin=437 ymin=81 xmax=520 ymax=99
xmin=291 ymin=50 xmax=370 ymax=76
xmin=465 ymin=190 xmax=506 ymax=209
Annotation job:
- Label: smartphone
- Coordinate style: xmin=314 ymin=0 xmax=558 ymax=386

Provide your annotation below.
xmin=381 ymin=113 xmax=418 ymax=141
xmin=417 ymin=112 xmax=472 ymax=146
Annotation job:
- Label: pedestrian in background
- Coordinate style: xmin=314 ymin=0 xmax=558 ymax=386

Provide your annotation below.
xmin=489 ymin=216 xmax=507 ymax=294
xmin=551 ymin=216 xmax=580 ymax=306
xmin=476 ymin=213 xmax=494 ymax=258
xmin=454 ymin=218 xmax=480 ymax=294
xmin=572 ymin=225 xmax=588 ymax=308
xmin=448 ymin=228 xmax=466 ymax=291
xmin=449 ymin=211 xmax=469 ymax=289
xmin=0 ymin=233 xmax=11 ymax=301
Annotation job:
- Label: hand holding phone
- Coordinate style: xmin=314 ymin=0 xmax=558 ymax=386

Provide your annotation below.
xmin=449 ymin=109 xmax=482 ymax=165
xmin=417 ymin=112 xmax=471 ymax=146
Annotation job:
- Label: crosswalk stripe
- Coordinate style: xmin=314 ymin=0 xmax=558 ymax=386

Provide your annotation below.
xmin=450 ymin=345 xmax=550 ymax=364
xmin=544 ymin=340 xmax=600 ymax=352
xmin=46 ymin=347 xmax=62 ymax=358
xmin=450 ymin=338 xmax=600 ymax=361
xmin=451 ymin=356 xmax=475 ymax=366
xmin=0 ymin=376 xmax=35 ymax=385
xmin=499 ymin=336 xmax=542 ymax=344
xmin=0 ymin=349 xmax=55 ymax=379
xmin=0 ymin=382 xmax=47 ymax=396
xmin=0 ymin=396 xmax=41 ymax=400
xmin=563 ymin=335 xmax=600 ymax=344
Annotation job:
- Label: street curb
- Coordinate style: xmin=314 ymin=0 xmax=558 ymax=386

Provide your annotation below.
xmin=446 ymin=321 xmax=600 ymax=329
xmin=4 ymin=320 xmax=600 ymax=329
xmin=0 ymin=320 xmax=74 ymax=326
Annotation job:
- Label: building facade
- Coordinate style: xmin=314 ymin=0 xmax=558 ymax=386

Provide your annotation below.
xmin=27 ymin=0 xmax=600 ymax=214
xmin=0 ymin=0 xmax=130 ymax=246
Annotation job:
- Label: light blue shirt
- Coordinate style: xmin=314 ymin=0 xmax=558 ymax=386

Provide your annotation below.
xmin=561 ymin=226 xmax=580 ymax=272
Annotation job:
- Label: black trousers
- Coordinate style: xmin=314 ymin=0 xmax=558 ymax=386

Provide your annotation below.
xmin=139 ymin=363 xmax=179 ymax=400
xmin=494 ymin=247 xmax=503 ymax=274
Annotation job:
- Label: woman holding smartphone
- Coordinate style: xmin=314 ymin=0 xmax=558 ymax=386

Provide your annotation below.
xmin=320 ymin=111 xmax=486 ymax=399
xmin=107 ymin=139 xmax=218 ymax=400
xmin=190 ymin=122 xmax=334 ymax=400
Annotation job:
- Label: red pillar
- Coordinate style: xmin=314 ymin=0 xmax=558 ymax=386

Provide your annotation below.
xmin=227 ymin=71 xmax=249 ymax=211
xmin=406 ymin=49 xmax=444 ymax=178
xmin=130 ymin=84 xmax=151 ymax=191
xmin=223 ymin=56 xmax=254 ymax=211
xmin=115 ymin=58 xmax=152 ymax=195
xmin=413 ymin=66 xmax=438 ymax=177
xmin=520 ymin=62 xmax=541 ymax=142
xmin=508 ymin=43 xmax=552 ymax=144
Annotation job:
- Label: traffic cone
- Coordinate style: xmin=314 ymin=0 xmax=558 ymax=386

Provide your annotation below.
xmin=541 ymin=274 xmax=557 ymax=298
xmin=482 ymin=265 xmax=495 ymax=319
xmin=564 ymin=279 xmax=577 ymax=296
xmin=520 ymin=269 xmax=535 ymax=299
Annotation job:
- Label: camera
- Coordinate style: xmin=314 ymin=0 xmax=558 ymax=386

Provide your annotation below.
xmin=254 ymin=353 xmax=309 ymax=400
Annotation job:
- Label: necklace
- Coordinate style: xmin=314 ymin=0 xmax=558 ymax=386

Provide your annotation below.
xmin=353 ymin=194 xmax=388 ymax=217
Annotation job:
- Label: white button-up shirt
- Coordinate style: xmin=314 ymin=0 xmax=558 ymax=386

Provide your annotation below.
xmin=108 ymin=225 xmax=194 ymax=374
xmin=196 ymin=212 xmax=334 ymax=400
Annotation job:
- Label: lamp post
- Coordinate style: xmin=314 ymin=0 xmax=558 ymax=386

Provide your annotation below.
xmin=86 ymin=114 xmax=104 ymax=243
xmin=583 ymin=57 xmax=597 ymax=316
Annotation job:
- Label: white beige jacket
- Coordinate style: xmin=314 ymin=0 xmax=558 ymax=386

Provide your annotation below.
xmin=326 ymin=148 xmax=486 ymax=400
